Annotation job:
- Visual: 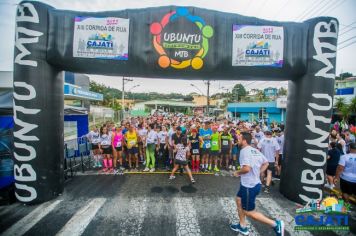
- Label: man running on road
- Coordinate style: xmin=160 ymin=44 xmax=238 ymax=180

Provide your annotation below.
xmin=230 ymin=132 xmax=284 ymax=236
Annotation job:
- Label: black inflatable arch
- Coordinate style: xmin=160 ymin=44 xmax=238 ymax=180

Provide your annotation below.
xmin=13 ymin=1 xmax=338 ymax=204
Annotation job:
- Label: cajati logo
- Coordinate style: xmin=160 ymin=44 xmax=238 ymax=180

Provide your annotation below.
xmin=150 ymin=7 xmax=213 ymax=70
xmin=294 ymin=197 xmax=350 ymax=232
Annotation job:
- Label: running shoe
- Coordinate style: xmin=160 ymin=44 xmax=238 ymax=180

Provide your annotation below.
xmin=208 ymin=165 xmax=212 ymax=171
xmin=143 ymin=161 xmax=146 ymax=166
xmin=113 ymin=169 xmax=119 ymax=175
xmin=98 ymin=163 xmax=103 ymax=168
xmin=274 ymin=220 xmax=285 ymax=236
xmin=232 ymin=166 xmax=236 ymax=171
xmin=143 ymin=167 xmax=150 ymax=172
xmin=214 ymin=166 xmax=220 ymax=172
xmin=230 ymin=224 xmax=249 ymax=235
xmin=237 ymin=165 xmax=241 ymax=170
xmin=150 ymin=168 xmax=155 ymax=172
xmin=102 ymin=168 xmax=108 ymax=172
xmin=324 ymin=183 xmax=332 ymax=189
xmin=229 ymin=165 xmax=232 ymax=170
xmin=191 ymin=178 xmax=196 ymax=184
xmin=264 ymin=186 xmax=270 ymax=193
xmin=169 ymin=175 xmax=176 ymax=180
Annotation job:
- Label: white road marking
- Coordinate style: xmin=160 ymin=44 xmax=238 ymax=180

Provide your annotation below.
xmin=2 ymin=200 xmax=62 ymax=236
xmin=219 ymin=197 xmax=260 ymax=236
xmin=256 ymin=198 xmax=312 ymax=236
xmin=56 ymin=198 xmax=106 ymax=236
xmin=174 ymin=197 xmax=201 ymax=236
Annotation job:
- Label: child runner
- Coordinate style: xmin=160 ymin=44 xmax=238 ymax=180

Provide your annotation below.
xmin=99 ymin=126 xmax=113 ymax=172
xmin=169 ymin=137 xmax=195 ymax=183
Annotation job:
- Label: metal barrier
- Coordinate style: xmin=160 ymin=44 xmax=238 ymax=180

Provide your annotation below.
xmin=64 ymin=136 xmax=93 ymax=179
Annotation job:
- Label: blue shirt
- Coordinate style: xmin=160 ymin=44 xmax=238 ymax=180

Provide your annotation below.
xmin=199 ymin=128 xmax=212 ymax=149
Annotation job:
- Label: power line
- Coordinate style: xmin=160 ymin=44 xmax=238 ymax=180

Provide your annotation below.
xmin=338 ymin=36 xmax=356 ymax=45
xmin=338 ymin=39 xmax=356 ymax=51
xmin=340 ymin=21 xmax=356 ymax=33
xmin=300 ymin=0 xmax=332 ymax=21
xmin=339 ymin=27 xmax=356 ymax=36
xmin=294 ymin=0 xmax=324 ymax=21
xmin=323 ymin=0 xmax=348 ymax=15
xmin=317 ymin=0 xmax=341 ymax=16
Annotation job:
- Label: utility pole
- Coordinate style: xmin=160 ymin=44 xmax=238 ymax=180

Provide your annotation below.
xmin=206 ymin=80 xmax=210 ymax=116
xmin=122 ymin=77 xmax=133 ymax=120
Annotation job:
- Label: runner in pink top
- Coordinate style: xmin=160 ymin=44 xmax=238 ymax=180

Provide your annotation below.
xmin=112 ymin=125 xmax=124 ymax=174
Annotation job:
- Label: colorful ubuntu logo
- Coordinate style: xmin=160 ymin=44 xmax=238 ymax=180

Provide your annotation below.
xmin=150 ymin=7 xmax=214 ymax=70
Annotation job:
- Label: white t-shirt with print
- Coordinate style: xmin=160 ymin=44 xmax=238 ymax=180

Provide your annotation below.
xmin=239 ymin=146 xmax=268 ymax=188
xmin=339 ymin=153 xmax=356 ymax=183
xmin=257 ymin=137 xmax=280 ymax=163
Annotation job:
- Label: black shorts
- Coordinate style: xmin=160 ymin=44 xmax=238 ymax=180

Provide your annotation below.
xmin=127 ymin=147 xmax=138 ymax=155
xmin=210 ymin=150 xmax=220 ymax=157
xmin=115 ymin=146 xmax=122 ymax=152
xmin=326 ymin=164 xmax=337 ymax=176
xmin=340 ymin=178 xmax=356 ymax=195
xmin=221 ymin=148 xmax=230 ymax=156
xmin=278 ymin=154 xmax=283 ymax=166
xmin=175 ymin=159 xmax=188 ymax=166
xmin=92 ymin=144 xmax=99 ymax=150
xmin=267 ymin=162 xmax=275 ymax=172
xmin=101 ymin=145 xmax=112 ymax=155
xmin=201 ymin=148 xmax=210 ymax=155
xmin=190 ymin=148 xmax=200 ymax=156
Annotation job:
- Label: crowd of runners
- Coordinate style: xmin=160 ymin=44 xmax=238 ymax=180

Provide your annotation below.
xmin=86 ymin=113 xmax=285 ymax=188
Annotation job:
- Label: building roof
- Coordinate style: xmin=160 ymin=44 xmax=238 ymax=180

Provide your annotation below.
xmin=228 ymin=101 xmax=277 ymax=108
xmin=227 ymin=101 xmax=280 ymax=113
xmin=135 ymin=99 xmax=195 ymax=107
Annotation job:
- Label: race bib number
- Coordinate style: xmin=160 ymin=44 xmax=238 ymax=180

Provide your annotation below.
xmin=116 ymin=142 xmax=122 ymax=148
xmin=223 ymin=140 xmax=229 ymax=146
xmin=129 ymin=140 xmax=136 ymax=146
xmin=192 ymin=149 xmax=199 ymax=154
xmin=205 ymin=143 xmax=211 ymax=148
xmin=212 ymin=141 xmax=218 ymax=146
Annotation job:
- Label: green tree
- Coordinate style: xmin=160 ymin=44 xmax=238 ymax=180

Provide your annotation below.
xmin=232 ymin=83 xmax=247 ymax=102
xmin=335 ymin=72 xmax=353 ymax=80
xmin=277 ymin=87 xmax=287 ymax=96
xmin=334 ymin=97 xmax=346 ymax=112
xmin=349 ymin=96 xmax=356 ymax=114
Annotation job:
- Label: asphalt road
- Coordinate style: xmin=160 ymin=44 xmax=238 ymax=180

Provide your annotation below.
xmin=0 ymin=172 xmax=355 ymax=236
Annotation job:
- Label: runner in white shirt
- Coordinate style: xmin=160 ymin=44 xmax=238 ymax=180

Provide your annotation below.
xmin=253 ymin=126 xmax=265 ymax=143
xmin=143 ymin=124 xmax=159 ymax=172
xmin=334 ymin=142 xmax=356 ymax=202
xmin=87 ymin=126 xmax=102 ymax=168
xmin=99 ymin=126 xmax=113 ymax=172
xmin=257 ymin=131 xmax=280 ymax=193
xmin=230 ymin=132 xmax=284 ymax=236
xmin=275 ymin=130 xmax=284 ymax=178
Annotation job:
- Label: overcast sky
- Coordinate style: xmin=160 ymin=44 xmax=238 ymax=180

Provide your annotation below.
xmin=1 ymin=0 xmax=355 ymax=94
